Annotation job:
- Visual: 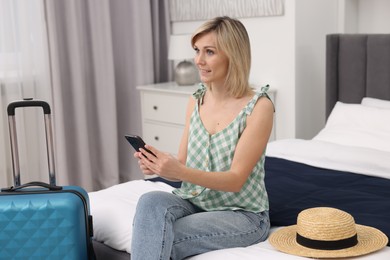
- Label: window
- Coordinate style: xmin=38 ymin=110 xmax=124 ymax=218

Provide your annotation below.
xmin=0 ymin=0 xmax=19 ymax=79
xmin=0 ymin=0 xmax=51 ymax=188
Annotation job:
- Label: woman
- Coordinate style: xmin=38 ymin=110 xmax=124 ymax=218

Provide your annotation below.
xmin=131 ymin=16 xmax=274 ymax=260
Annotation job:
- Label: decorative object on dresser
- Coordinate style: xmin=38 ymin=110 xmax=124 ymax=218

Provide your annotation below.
xmin=168 ymin=34 xmax=198 ymax=86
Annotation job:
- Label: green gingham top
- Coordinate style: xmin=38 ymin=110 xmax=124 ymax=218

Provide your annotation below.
xmin=173 ymin=83 xmax=270 ymax=213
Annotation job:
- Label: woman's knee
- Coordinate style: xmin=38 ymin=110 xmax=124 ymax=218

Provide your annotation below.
xmin=136 ymin=191 xmax=183 ymax=214
xmin=138 ymin=191 xmax=165 ymax=206
xmin=137 ymin=191 xmax=169 ymax=213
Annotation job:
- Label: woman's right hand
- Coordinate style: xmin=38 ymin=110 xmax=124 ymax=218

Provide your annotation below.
xmin=134 ymin=151 xmax=155 ymax=175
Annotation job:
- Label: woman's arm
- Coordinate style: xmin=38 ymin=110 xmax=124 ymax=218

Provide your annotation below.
xmin=140 ymin=96 xmax=274 ymax=192
xmin=177 ymin=96 xmax=196 ymax=164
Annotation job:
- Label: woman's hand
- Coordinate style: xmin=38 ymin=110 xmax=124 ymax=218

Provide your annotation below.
xmin=137 ymin=145 xmax=184 ymax=181
xmin=134 ymin=150 xmax=155 ymax=176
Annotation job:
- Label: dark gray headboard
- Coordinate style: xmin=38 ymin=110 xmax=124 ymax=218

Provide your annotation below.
xmin=326 ymin=34 xmax=390 ymax=117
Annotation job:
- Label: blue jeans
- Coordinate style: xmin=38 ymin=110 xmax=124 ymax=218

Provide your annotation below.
xmin=131 ymin=191 xmax=270 ymax=260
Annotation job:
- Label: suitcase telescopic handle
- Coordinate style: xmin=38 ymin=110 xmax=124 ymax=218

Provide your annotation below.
xmin=7 ymin=99 xmax=51 ymax=116
xmin=7 ymin=99 xmax=56 ymax=187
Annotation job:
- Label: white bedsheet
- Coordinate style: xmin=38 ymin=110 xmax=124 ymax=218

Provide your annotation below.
xmin=266 ymin=139 xmax=390 ymax=180
xmin=89 ymin=139 xmax=390 ymax=259
xmin=90 ymin=180 xmax=174 ymax=253
xmin=190 ymin=233 xmax=390 ymax=260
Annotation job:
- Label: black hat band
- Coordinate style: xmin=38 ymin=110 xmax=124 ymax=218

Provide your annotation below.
xmin=296 ymin=233 xmax=358 ymax=250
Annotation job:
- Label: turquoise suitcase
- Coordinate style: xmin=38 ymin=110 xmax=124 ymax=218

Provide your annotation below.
xmin=0 ymin=99 xmax=94 ymax=259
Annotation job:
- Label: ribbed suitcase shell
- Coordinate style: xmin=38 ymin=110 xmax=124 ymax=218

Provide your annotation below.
xmin=0 ymin=187 xmax=91 ymax=259
xmin=1 ymin=99 xmax=94 ymax=259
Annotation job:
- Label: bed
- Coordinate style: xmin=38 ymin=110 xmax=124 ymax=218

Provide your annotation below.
xmin=89 ymin=34 xmax=390 ymax=259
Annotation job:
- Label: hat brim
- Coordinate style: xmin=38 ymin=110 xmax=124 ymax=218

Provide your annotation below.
xmin=269 ymin=224 xmax=388 ymax=258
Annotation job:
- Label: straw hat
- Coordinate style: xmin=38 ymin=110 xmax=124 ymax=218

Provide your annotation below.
xmin=269 ymin=207 xmax=388 ymax=258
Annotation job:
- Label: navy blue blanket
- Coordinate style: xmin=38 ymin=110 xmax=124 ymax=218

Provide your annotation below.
xmin=264 ymin=156 xmax=390 ymax=245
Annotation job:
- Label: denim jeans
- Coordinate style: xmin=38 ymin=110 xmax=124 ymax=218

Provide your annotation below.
xmin=131 ymin=191 xmax=270 ymax=260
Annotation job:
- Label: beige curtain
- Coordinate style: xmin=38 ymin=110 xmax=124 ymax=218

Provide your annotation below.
xmin=44 ymin=0 xmax=171 ymax=191
xmin=0 ymin=0 xmax=52 ymax=187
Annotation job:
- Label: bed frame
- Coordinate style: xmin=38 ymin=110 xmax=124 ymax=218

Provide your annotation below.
xmin=326 ymin=34 xmax=390 ymax=117
xmin=93 ymin=33 xmax=390 ymax=259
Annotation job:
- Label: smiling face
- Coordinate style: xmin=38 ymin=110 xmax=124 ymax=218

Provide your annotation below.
xmin=193 ymin=32 xmax=229 ymax=87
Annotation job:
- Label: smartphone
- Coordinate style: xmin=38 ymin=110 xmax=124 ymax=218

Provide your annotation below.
xmin=125 ymin=135 xmax=156 ymax=157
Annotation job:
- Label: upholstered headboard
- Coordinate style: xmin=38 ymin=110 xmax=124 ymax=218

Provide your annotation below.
xmin=326 ymin=34 xmax=390 ymax=117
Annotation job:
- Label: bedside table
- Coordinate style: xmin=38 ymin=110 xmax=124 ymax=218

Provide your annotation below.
xmin=137 ymin=82 xmax=199 ymax=155
xmin=137 ymin=82 xmax=276 ymax=156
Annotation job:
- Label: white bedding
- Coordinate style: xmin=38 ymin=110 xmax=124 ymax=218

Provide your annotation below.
xmin=313 ymin=102 xmax=390 ymax=153
xmin=90 ymin=180 xmax=174 ymax=253
xmin=89 ymin=140 xmax=390 ymax=260
xmin=191 ymin=235 xmax=390 ymax=260
xmin=266 ymin=139 xmax=390 ymax=180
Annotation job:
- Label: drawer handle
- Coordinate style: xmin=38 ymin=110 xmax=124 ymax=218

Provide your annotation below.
xmin=154 ymin=136 xmax=159 ymax=141
xmin=153 ymin=105 xmax=158 ymax=110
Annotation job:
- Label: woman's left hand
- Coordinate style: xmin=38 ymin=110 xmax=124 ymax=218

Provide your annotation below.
xmin=139 ymin=145 xmax=184 ymax=181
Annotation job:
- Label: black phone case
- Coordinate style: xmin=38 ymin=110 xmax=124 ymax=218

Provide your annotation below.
xmin=125 ymin=135 xmax=156 ymax=156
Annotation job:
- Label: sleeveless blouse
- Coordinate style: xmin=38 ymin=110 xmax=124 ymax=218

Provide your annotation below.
xmin=173 ymin=84 xmax=271 ymax=213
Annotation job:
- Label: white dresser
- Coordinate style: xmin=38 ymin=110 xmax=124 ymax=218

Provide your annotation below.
xmin=137 ymin=82 xmax=276 ymax=156
xmin=137 ymin=82 xmax=199 ymax=155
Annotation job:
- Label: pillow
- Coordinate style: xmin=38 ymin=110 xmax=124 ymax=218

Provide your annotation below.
xmin=313 ymin=102 xmax=390 ymax=152
xmin=361 ymin=97 xmax=390 ymax=109
xmin=89 ymin=180 xmax=174 ymax=253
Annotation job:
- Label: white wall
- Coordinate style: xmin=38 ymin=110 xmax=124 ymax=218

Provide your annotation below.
xmin=244 ymin=8 xmax=296 ymax=140
xmin=339 ymin=0 xmax=390 ymax=33
xmin=358 ymin=0 xmax=390 ymax=33
xmin=295 ymin=0 xmax=339 ymax=138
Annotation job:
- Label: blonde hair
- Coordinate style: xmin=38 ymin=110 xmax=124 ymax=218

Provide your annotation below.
xmin=191 ymin=16 xmax=252 ymax=97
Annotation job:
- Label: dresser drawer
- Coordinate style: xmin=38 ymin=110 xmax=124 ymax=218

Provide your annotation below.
xmin=142 ymin=92 xmax=189 ymax=125
xmin=143 ymin=122 xmax=184 ymax=155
